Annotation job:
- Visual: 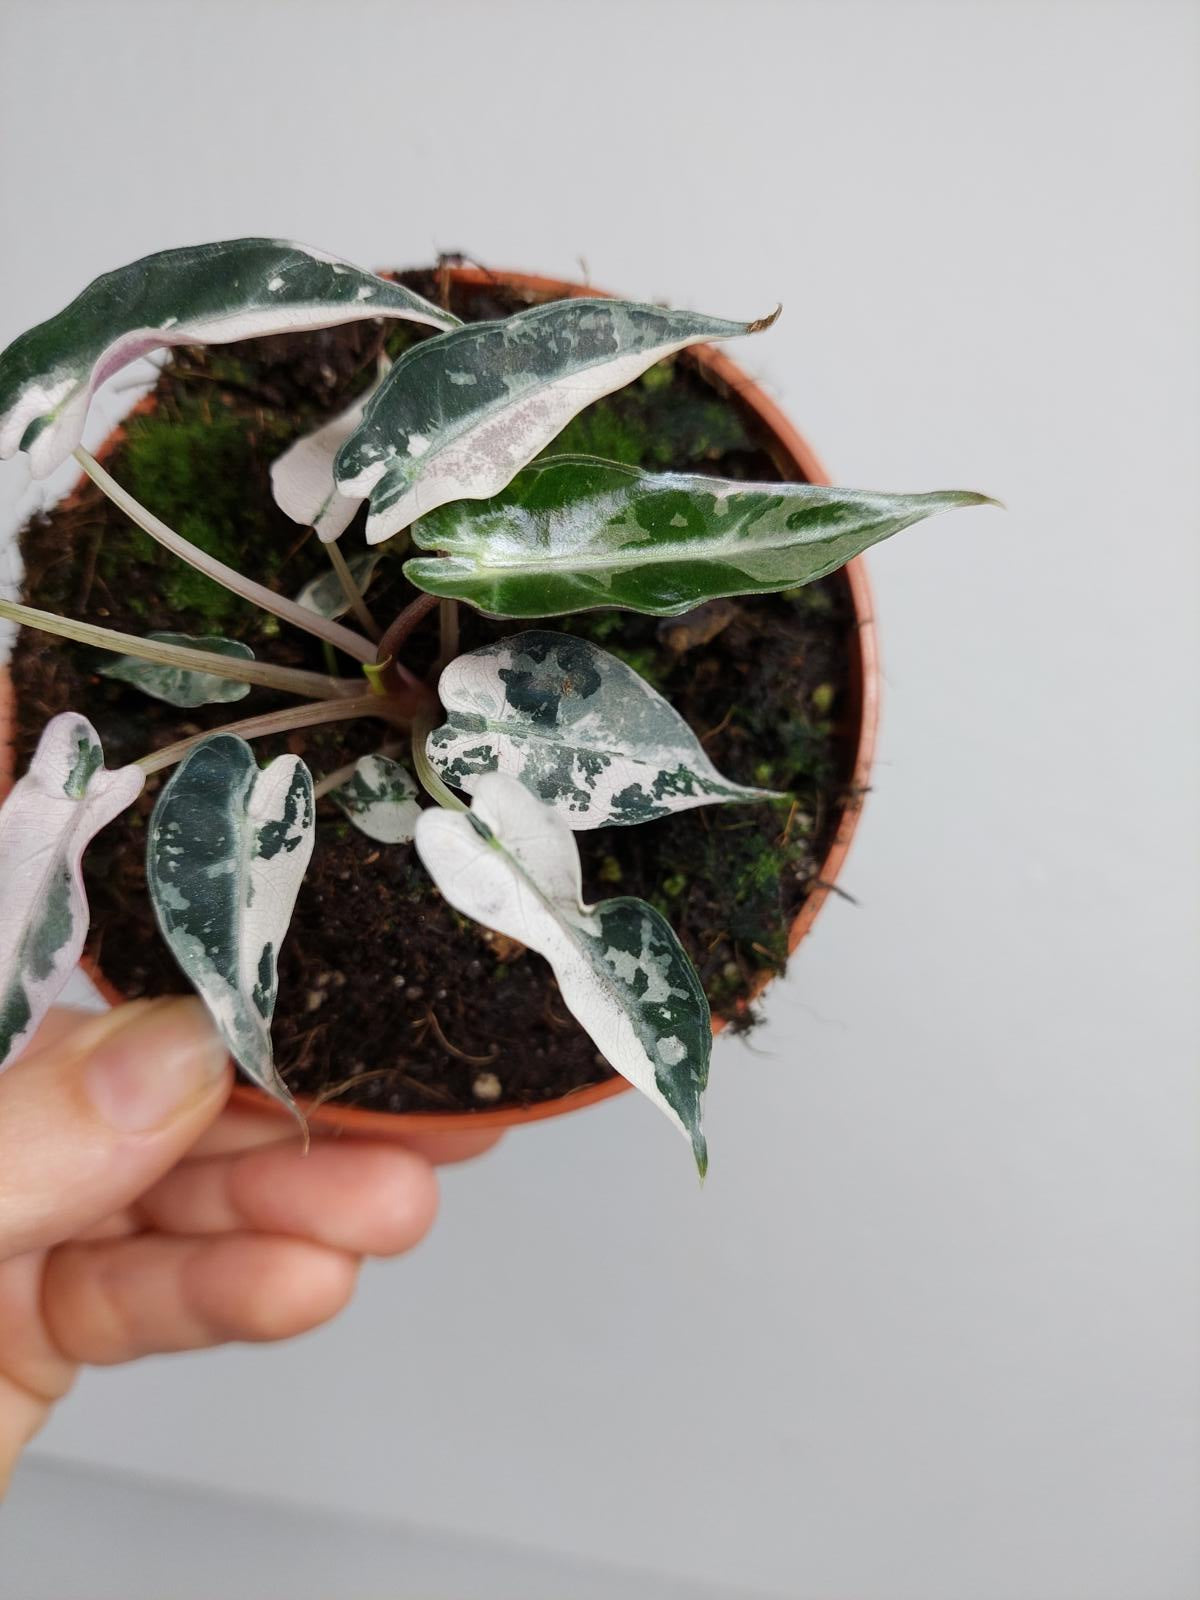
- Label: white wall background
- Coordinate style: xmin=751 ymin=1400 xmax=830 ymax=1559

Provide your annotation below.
xmin=1 ymin=2 xmax=1198 ymax=1596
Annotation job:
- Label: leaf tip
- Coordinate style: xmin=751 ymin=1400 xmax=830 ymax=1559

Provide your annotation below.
xmin=692 ymin=1128 xmax=709 ymax=1183
xmin=936 ymin=489 xmax=1004 ymax=514
xmin=746 ymin=303 xmax=782 ymax=334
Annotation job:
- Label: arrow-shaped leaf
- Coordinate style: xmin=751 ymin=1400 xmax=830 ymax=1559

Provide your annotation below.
xmin=406 ymin=455 xmax=999 ymax=617
xmin=271 ymin=354 xmax=392 ymax=543
xmin=428 ymin=630 xmax=778 ymax=828
xmin=330 ymin=754 xmax=421 ymax=844
xmin=295 ymin=551 xmax=387 ymax=621
xmin=335 ymin=298 xmax=778 ymax=544
xmin=0 ymin=240 xmax=457 ymax=478
xmin=147 ymin=734 xmax=315 ymax=1113
xmin=415 ymin=773 xmax=710 ymax=1172
xmin=0 ymin=714 xmax=144 ymax=1069
xmin=99 ymin=631 xmax=256 ymax=707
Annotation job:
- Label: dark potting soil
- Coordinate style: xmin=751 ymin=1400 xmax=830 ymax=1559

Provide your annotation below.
xmin=9 ymin=266 xmax=861 ymax=1115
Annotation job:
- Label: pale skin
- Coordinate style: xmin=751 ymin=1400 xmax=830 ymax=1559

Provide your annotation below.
xmin=0 ymin=997 xmax=500 ymax=1495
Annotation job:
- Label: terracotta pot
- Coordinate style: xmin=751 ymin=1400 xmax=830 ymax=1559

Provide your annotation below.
xmin=0 ymin=265 xmax=880 ymax=1139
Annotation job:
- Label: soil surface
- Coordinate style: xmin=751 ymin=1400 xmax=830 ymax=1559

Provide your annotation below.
xmin=10 ymin=267 xmax=860 ymax=1115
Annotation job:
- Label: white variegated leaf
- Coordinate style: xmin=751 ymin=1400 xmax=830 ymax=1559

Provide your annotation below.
xmin=271 ymin=354 xmax=392 ymax=543
xmin=335 ymin=297 xmax=779 ymax=543
xmin=0 ymin=241 xmax=457 ymax=478
xmin=330 ymin=754 xmax=420 ymax=845
xmin=428 ymin=630 xmax=778 ymax=828
xmin=0 ymin=714 xmax=144 ymax=1069
xmin=147 ymin=735 xmax=314 ymax=1113
xmin=295 ymin=551 xmax=387 ymax=620
xmin=99 ymin=631 xmax=255 ymax=707
xmin=415 ymin=773 xmax=710 ymax=1172
xmin=406 ymin=455 xmax=999 ymax=617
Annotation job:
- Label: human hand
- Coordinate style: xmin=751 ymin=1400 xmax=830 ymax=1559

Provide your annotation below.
xmin=0 ymin=998 xmax=498 ymax=1494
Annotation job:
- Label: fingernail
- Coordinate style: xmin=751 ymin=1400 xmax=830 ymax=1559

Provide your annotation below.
xmin=83 ymin=999 xmax=229 ymax=1133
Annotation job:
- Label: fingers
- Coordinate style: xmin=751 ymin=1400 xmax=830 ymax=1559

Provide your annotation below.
xmin=398 ymin=1127 xmax=505 ymax=1166
xmin=137 ymin=1140 xmax=440 ymax=1257
xmin=42 ymin=1234 xmax=359 ymax=1366
xmin=190 ymin=1102 xmax=505 ymax=1166
xmin=0 ymin=1000 xmax=231 ymax=1259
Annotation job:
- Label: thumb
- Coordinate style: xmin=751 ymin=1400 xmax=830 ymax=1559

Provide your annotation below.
xmin=0 ymin=998 xmax=231 ymax=1259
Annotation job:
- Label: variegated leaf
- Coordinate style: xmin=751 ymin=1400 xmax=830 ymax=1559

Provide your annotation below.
xmin=415 ymin=773 xmax=709 ymax=1172
xmin=271 ymin=354 xmax=392 ymax=543
xmin=335 ymin=298 xmax=778 ymax=544
xmin=295 ymin=550 xmax=387 ymax=621
xmin=0 ymin=714 xmax=144 ymax=1069
xmin=406 ymin=455 xmax=998 ymax=617
xmin=428 ymin=630 xmax=777 ymax=828
xmin=99 ymin=631 xmax=255 ymax=707
xmin=0 ymin=240 xmax=457 ymax=478
xmin=330 ymin=754 xmax=420 ymax=845
xmin=147 ymin=735 xmax=315 ymax=1113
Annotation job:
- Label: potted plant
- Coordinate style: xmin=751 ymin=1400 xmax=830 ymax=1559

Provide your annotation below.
xmin=0 ymin=241 xmax=992 ymax=1174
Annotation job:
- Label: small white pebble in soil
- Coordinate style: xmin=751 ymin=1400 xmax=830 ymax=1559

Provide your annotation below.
xmin=305 ymin=989 xmax=326 ymax=1013
xmin=391 ymin=974 xmax=406 ymax=988
xmin=472 ymin=1072 xmax=503 ymax=1102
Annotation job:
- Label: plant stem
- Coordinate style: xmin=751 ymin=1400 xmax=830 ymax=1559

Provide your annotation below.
xmin=377 ymin=590 xmax=438 ymax=665
xmin=0 ymin=597 xmax=361 ymax=700
xmin=73 ymin=446 xmax=377 ymax=665
xmin=137 ymin=694 xmax=402 ymax=776
xmin=411 ymin=705 xmax=467 ymax=813
xmin=325 ymin=541 xmax=382 ymax=641
xmin=437 ymin=597 xmax=459 ymax=674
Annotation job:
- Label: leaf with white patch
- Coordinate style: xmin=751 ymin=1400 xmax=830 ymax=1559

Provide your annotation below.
xmin=428 ymin=630 xmax=778 ymax=828
xmin=99 ymin=631 xmax=255 ymax=707
xmin=415 ymin=773 xmax=710 ymax=1172
xmin=295 ymin=551 xmax=387 ymax=620
xmin=330 ymin=754 xmax=420 ymax=845
xmin=271 ymin=354 xmax=392 ymax=543
xmin=0 ymin=714 xmax=144 ymax=1069
xmin=406 ymin=455 xmax=999 ymax=617
xmin=0 ymin=241 xmax=457 ymax=478
xmin=335 ymin=297 xmax=779 ymax=544
xmin=147 ymin=735 xmax=315 ymax=1113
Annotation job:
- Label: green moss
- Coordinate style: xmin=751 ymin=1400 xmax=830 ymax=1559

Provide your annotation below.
xmin=383 ymin=326 xmax=418 ymax=361
xmin=540 ymin=357 xmax=754 ymax=474
xmin=562 ymin=610 xmax=625 ymax=643
xmin=638 ymin=362 xmax=674 ymax=394
xmin=549 ymin=404 xmax=657 ymax=467
xmin=788 ymin=583 xmax=835 ymax=615
xmin=101 ymin=405 xmax=285 ymax=633
xmin=198 ymin=352 xmax=256 ymax=388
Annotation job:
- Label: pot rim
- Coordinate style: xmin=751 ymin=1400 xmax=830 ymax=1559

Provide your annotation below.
xmin=0 ymin=263 xmax=880 ymax=1138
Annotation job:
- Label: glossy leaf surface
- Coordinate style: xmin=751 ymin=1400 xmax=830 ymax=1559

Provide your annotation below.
xmin=415 ymin=773 xmax=709 ymax=1171
xmin=0 ymin=714 xmax=144 ymax=1068
xmin=99 ymin=631 xmax=255 ymax=707
xmin=428 ymin=630 xmax=777 ymax=828
xmin=295 ymin=552 xmax=386 ymax=620
xmin=407 ymin=455 xmax=997 ymax=616
xmin=336 ymin=297 xmax=777 ymax=543
xmin=271 ymin=354 xmax=392 ymax=543
xmin=0 ymin=240 xmax=457 ymax=477
xmin=147 ymin=735 xmax=314 ymax=1113
xmin=330 ymin=754 xmax=420 ymax=845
